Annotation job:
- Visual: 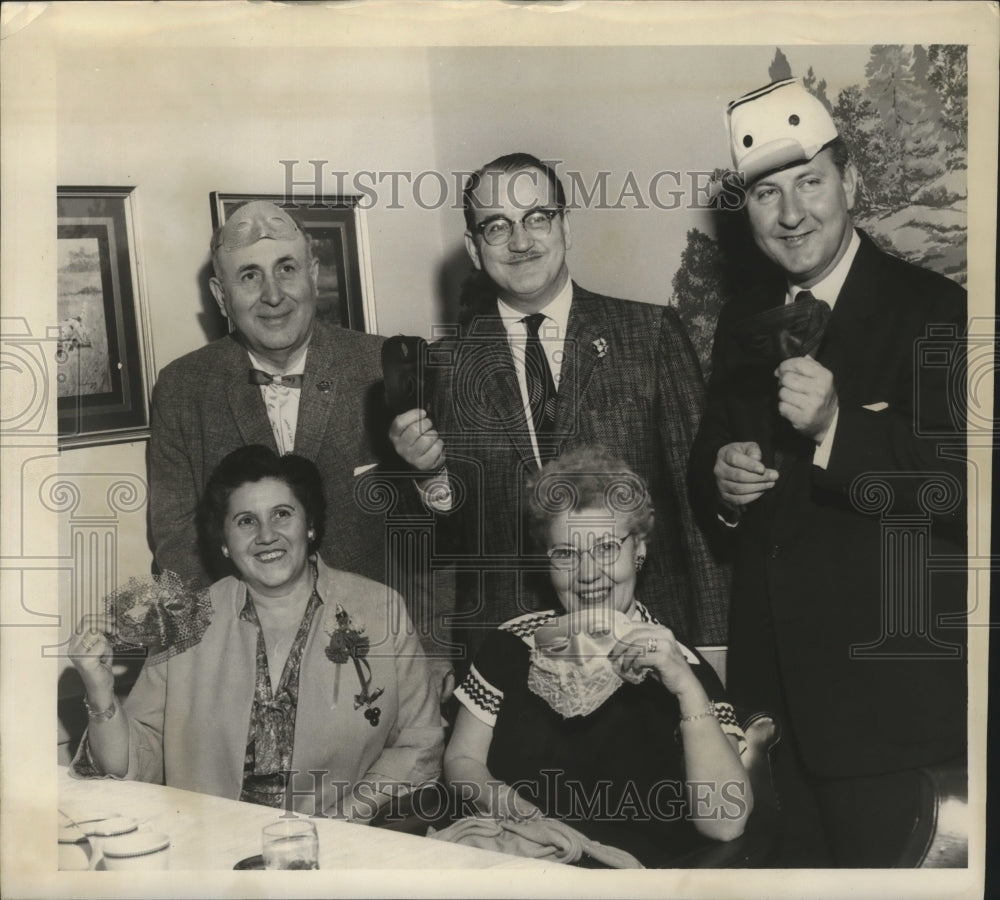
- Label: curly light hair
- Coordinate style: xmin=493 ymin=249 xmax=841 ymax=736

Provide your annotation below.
xmin=525 ymin=445 xmax=655 ymax=548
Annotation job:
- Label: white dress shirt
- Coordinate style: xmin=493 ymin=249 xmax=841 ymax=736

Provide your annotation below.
xmin=787 ymin=228 xmax=861 ymax=469
xmin=419 ymin=274 xmax=574 ymax=511
xmin=247 ymin=343 xmax=309 ymax=455
xmin=496 ymin=274 xmax=573 ymax=465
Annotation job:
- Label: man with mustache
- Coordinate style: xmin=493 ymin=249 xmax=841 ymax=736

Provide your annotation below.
xmin=391 ymin=152 xmax=729 ymax=665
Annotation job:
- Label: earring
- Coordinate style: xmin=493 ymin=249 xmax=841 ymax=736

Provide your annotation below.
xmin=221 ymin=546 xmax=230 ymax=558
xmin=635 ymin=554 xmax=645 ymax=572
xmin=307 ymin=529 xmax=316 ymax=542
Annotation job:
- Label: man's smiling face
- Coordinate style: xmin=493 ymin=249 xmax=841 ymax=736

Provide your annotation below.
xmin=464 ymin=166 xmax=571 ymax=313
xmin=745 ymin=147 xmax=857 ymax=288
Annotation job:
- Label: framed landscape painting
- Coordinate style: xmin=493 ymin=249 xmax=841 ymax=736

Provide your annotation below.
xmin=56 ymin=187 xmax=155 ymax=449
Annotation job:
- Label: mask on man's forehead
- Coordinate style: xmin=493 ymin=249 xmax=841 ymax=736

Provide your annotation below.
xmin=215 ymin=201 xmax=302 ymax=252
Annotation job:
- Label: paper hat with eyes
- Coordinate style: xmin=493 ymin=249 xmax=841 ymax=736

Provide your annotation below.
xmin=727 ymin=78 xmax=839 ymax=184
xmin=211 ymin=200 xmax=303 ymax=253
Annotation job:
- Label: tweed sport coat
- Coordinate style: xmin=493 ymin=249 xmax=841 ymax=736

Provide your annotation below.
xmin=689 ymin=232 xmax=968 ymax=778
xmin=148 ymin=319 xmax=399 ymax=588
xmin=427 ymin=283 xmax=731 ymax=662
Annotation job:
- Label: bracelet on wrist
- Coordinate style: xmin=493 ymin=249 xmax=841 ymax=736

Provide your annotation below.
xmin=83 ymin=696 xmax=117 ymax=722
xmin=679 ymin=703 xmax=716 ymax=724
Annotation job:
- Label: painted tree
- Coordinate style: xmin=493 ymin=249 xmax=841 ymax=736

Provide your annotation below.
xmin=831 ymin=84 xmax=903 ymax=213
xmin=768 ymin=47 xmax=792 ymax=81
xmin=864 ymin=44 xmax=953 ymax=198
xmin=670 ymin=228 xmax=732 ymax=377
xmin=802 ymin=66 xmax=834 ymax=114
xmin=927 ymin=44 xmax=968 ymax=158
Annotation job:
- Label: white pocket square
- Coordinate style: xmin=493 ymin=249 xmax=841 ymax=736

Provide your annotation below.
xmin=353 ymin=462 xmax=378 ymax=477
xmin=862 ymin=402 xmax=889 ymax=412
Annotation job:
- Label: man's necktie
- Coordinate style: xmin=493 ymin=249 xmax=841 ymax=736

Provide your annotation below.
xmin=522 ymin=314 xmax=558 ymax=458
xmin=795 ymin=289 xmax=816 ymax=304
xmin=248 ymin=369 xmax=303 ymax=389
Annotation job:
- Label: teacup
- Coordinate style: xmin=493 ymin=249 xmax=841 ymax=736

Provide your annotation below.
xmin=88 ymin=816 xmax=139 ymax=869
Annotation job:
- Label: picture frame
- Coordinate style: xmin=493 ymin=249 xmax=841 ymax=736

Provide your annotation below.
xmin=56 ymin=186 xmax=155 ymax=449
xmin=209 ymin=193 xmax=377 ymax=334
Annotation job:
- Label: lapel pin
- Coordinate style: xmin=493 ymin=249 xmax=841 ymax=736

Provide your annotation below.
xmin=317 ymin=380 xmax=331 ymax=393
xmin=592 ymin=338 xmax=608 ymax=358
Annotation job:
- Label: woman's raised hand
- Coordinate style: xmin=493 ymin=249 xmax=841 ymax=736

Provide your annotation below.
xmin=68 ymin=613 xmax=116 ymax=693
xmin=607 ymin=623 xmax=700 ymax=698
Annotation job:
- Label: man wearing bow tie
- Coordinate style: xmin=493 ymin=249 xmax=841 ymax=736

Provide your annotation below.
xmin=390 ymin=153 xmax=729 ymax=662
xmin=690 ymin=80 xmax=967 ymax=865
xmin=149 ymin=201 xmax=394 ymax=587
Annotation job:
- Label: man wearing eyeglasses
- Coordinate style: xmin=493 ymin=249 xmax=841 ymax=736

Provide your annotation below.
xmin=390 ymin=152 xmax=728 ymax=664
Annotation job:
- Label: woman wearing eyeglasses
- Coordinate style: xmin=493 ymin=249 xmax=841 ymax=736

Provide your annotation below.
xmin=443 ymin=445 xmax=752 ymax=866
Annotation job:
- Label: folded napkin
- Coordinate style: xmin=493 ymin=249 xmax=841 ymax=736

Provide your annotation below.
xmin=427 ymin=815 xmax=643 ymax=869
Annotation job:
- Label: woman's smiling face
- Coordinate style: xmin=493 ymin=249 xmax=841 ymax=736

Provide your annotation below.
xmin=222 ymin=477 xmax=311 ymax=597
xmin=545 ymin=506 xmax=646 ymax=617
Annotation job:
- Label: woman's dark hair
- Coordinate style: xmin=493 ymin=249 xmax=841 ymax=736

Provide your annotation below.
xmin=198 ymin=445 xmax=326 ymax=572
xmin=524 ymin=445 xmax=655 ymax=549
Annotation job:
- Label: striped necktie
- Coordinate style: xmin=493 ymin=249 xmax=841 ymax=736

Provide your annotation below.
xmin=521 ymin=313 xmax=558 ymax=458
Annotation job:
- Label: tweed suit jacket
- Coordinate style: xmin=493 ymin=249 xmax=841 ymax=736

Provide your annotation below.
xmin=149 ymin=319 xmax=398 ymax=588
xmin=428 ymin=283 xmax=731 ymax=662
xmin=689 ymin=232 xmax=967 ymax=778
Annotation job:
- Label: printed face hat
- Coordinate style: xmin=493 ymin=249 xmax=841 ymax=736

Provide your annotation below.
xmin=212 ymin=200 xmax=302 ymax=253
xmin=727 ymin=78 xmax=839 ymax=184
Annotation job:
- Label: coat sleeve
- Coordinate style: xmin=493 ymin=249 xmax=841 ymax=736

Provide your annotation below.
xmin=687 ymin=301 xmax=739 ymax=536
xmin=148 ymin=368 xmax=210 ymax=586
xmin=655 ymin=307 xmax=732 ymax=640
xmin=359 ymin=590 xmax=445 ymax=790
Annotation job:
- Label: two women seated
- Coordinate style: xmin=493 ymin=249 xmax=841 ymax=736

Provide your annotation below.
xmin=69 ymin=444 xmax=751 ymax=862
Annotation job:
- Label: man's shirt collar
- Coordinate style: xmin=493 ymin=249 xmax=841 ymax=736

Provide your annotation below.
xmin=496 ymin=274 xmax=574 ymax=337
xmin=247 ymin=339 xmax=309 ymax=377
xmin=787 ymin=228 xmax=861 ymax=310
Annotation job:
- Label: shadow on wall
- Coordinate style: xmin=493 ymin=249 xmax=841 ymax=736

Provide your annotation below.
xmin=434 ymin=242 xmax=475 ymax=332
xmin=196 ymin=259 xmax=230 ymax=345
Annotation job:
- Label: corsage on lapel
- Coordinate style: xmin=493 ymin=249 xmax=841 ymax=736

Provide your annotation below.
xmin=325 ymin=604 xmax=384 ymax=726
xmin=592 ymin=337 xmax=608 ymax=359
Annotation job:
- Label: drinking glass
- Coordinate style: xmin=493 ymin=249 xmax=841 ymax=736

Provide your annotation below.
xmin=261 ymin=819 xmax=319 ymax=870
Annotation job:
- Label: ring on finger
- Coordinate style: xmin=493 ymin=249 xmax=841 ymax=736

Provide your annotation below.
xmin=645 ymin=638 xmax=657 ymax=654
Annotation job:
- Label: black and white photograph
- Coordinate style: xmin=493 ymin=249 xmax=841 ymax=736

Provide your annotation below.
xmin=0 ymin=2 xmax=995 ymax=898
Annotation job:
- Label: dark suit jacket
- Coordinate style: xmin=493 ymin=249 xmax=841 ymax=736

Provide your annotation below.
xmin=429 ymin=283 xmax=731 ymax=661
xmin=148 ymin=319 xmax=397 ymax=587
xmin=689 ymin=233 xmax=967 ymax=778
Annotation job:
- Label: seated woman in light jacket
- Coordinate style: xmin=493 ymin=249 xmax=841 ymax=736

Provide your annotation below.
xmin=70 ymin=445 xmax=444 ymax=821
xmin=444 ymin=446 xmax=752 ymax=866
